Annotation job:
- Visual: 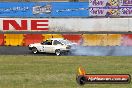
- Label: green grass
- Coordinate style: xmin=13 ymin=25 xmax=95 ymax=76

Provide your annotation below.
xmin=0 ymin=55 xmax=131 ymax=88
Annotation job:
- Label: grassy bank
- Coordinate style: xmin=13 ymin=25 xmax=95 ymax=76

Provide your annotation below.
xmin=0 ymin=55 xmax=131 ymax=88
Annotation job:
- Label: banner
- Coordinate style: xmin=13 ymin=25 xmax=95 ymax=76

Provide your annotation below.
xmin=88 ymin=0 xmax=132 ymax=17
xmin=119 ymin=0 xmax=132 ymax=16
xmin=120 ymin=0 xmax=132 ymax=6
xmin=0 ymin=18 xmax=132 ymax=32
xmin=1 ymin=2 xmax=132 ymax=17
xmin=0 ymin=2 xmax=89 ymax=17
xmin=120 ymin=7 xmax=132 ymax=16
xmin=89 ymin=0 xmax=119 ymax=7
xmin=89 ymin=7 xmax=119 ymax=17
xmin=89 ymin=0 xmax=120 ymax=17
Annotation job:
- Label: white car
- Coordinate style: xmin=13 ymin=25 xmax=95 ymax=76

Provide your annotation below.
xmin=28 ymin=38 xmax=76 ymax=56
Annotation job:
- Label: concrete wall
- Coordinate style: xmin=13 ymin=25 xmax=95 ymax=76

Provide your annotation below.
xmin=0 ymin=18 xmax=131 ymax=32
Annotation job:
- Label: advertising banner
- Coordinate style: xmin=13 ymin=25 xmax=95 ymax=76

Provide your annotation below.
xmin=89 ymin=0 xmax=119 ymax=7
xmin=51 ymin=2 xmax=89 ymax=17
xmin=120 ymin=7 xmax=132 ymax=16
xmin=120 ymin=0 xmax=132 ymax=6
xmin=119 ymin=0 xmax=132 ymax=16
xmin=89 ymin=0 xmax=120 ymax=17
xmin=0 ymin=2 xmax=89 ymax=17
xmin=0 ymin=18 xmax=132 ymax=32
xmin=89 ymin=7 xmax=119 ymax=17
xmin=0 ymin=18 xmax=49 ymax=31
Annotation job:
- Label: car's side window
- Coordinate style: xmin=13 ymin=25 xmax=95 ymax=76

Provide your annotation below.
xmin=47 ymin=41 xmax=52 ymax=45
xmin=53 ymin=40 xmax=62 ymax=45
xmin=41 ymin=40 xmax=52 ymax=45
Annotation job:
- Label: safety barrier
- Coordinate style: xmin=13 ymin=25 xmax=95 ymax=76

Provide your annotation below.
xmin=82 ymin=34 xmax=121 ymax=46
xmin=0 ymin=18 xmax=132 ymax=32
xmin=62 ymin=34 xmax=82 ymax=45
xmin=121 ymin=34 xmax=132 ymax=46
xmin=42 ymin=34 xmax=53 ymax=41
xmin=96 ymin=34 xmax=108 ymax=46
xmin=82 ymin=34 xmax=97 ymax=46
xmin=107 ymin=34 xmax=121 ymax=46
xmin=82 ymin=34 xmax=108 ymax=46
xmin=52 ymin=34 xmax=63 ymax=38
xmin=0 ymin=33 xmax=131 ymax=46
xmin=23 ymin=34 xmax=43 ymax=46
xmin=4 ymin=34 xmax=23 ymax=46
xmin=0 ymin=34 xmax=4 ymax=45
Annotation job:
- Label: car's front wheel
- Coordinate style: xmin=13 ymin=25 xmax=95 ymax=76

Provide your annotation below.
xmin=63 ymin=51 xmax=71 ymax=56
xmin=32 ymin=47 xmax=38 ymax=54
xmin=55 ymin=49 xmax=61 ymax=56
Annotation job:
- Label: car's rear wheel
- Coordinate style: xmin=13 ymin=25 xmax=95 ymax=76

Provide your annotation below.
xmin=32 ymin=47 xmax=38 ymax=54
xmin=55 ymin=49 xmax=61 ymax=56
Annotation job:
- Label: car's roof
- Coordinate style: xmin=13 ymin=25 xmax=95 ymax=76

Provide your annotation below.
xmin=48 ymin=38 xmax=64 ymax=40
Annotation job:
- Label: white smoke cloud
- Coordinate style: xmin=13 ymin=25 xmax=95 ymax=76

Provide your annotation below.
xmin=71 ymin=46 xmax=132 ymax=56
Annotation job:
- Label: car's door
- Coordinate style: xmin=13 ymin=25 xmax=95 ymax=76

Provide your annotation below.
xmin=52 ymin=40 xmax=63 ymax=52
xmin=41 ymin=40 xmax=54 ymax=53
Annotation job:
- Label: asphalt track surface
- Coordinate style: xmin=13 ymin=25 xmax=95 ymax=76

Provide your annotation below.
xmin=1 ymin=46 xmax=132 ymax=56
xmin=0 ymin=46 xmax=56 ymax=56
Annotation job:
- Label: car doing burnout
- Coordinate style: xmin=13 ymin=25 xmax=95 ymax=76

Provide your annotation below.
xmin=28 ymin=38 xmax=76 ymax=56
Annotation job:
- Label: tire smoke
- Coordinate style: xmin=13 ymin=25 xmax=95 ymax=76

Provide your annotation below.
xmin=71 ymin=46 xmax=132 ymax=56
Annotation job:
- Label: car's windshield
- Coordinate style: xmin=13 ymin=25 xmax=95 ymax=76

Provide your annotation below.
xmin=59 ymin=40 xmax=72 ymax=45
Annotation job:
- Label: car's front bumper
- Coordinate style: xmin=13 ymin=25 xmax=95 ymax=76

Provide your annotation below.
xmin=61 ymin=50 xmax=70 ymax=52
